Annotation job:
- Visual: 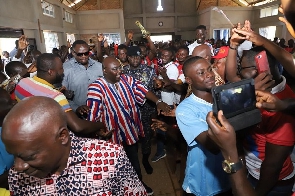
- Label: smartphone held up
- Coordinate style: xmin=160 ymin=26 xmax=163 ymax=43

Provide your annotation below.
xmin=255 ymin=51 xmax=270 ymax=74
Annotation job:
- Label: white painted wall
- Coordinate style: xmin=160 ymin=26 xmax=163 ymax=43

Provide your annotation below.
xmin=0 ymin=0 xmax=79 ymax=53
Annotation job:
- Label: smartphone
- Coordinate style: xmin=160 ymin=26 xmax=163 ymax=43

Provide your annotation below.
xmin=255 ymin=51 xmax=270 ymax=74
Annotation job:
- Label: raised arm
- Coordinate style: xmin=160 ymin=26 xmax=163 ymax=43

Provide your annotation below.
xmin=96 ymin=34 xmax=104 ymax=62
xmin=206 ymin=111 xmax=256 ymax=196
xmin=233 ymin=28 xmax=295 ymax=77
xmin=124 ymin=31 xmax=133 ymax=46
xmin=279 ymin=1 xmax=295 ymax=38
xmin=225 ymin=23 xmax=244 ymax=82
xmin=146 ymin=36 xmax=157 ymax=60
xmin=14 ymin=35 xmax=29 ymax=60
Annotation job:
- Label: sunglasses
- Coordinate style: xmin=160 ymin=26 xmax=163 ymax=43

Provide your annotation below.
xmin=73 ymin=50 xmax=90 ymax=57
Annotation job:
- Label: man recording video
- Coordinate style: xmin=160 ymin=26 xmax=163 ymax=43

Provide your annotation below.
xmin=207 ymin=1 xmax=295 ymax=195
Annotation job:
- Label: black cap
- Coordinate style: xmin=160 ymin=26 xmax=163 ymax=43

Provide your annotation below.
xmin=127 ymin=46 xmax=141 ymax=56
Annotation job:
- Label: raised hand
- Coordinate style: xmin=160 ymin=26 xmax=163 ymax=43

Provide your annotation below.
xmin=278 ymin=7 xmax=295 ymax=38
xmin=127 ymin=30 xmax=134 ymax=41
xmin=67 ymin=39 xmax=71 ymax=48
xmin=18 ymin=35 xmax=29 ymax=50
xmin=242 ymin=20 xmax=252 ymax=32
xmin=97 ymin=33 xmax=104 ymax=42
xmin=103 ymin=40 xmax=109 ymax=48
xmin=254 ymin=72 xmax=275 ymax=91
xmin=206 ymin=110 xmax=236 ymax=155
xmin=233 ymin=28 xmax=266 ymax=47
xmin=230 ymin=23 xmax=245 ymax=47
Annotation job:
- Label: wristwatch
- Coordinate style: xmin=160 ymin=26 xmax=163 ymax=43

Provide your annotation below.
xmin=156 ymin=99 xmax=163 ymax=105
xmin=222 ymin=159 xmax=243 ymax=174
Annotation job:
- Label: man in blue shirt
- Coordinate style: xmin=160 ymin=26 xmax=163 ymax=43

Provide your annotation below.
xmin=176 ymin=56 xmax=231 ymax=196
xmin=62 ymin=40 xmax=103 ymax=115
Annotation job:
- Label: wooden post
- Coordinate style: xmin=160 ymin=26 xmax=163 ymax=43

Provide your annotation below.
xmin=38 ymin=19 xmax=43 ymax=43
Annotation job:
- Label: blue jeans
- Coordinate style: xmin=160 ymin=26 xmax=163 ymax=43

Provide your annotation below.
xmin=155 ymin=107 xmax=176 ymax=155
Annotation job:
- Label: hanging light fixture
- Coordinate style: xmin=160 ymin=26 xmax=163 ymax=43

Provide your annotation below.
xmin=157 ymin=0 xmax=163 ymax=11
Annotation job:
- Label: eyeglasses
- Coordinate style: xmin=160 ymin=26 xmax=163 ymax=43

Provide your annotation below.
xmin=238 ymin=65 xmax=257 ymax=73
xmin=73 ymin=50 xmax=90 ymax=57
xmin=239 ymin=66 xmax=257 ymax=70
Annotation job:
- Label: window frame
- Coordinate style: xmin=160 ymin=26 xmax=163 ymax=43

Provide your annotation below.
xmin=260 ymin=5 xmax=278 ymax=18
xmin=64 ymin=11 xmax=73 ymax=23
xmin=41 ymin=0 xmax=55 ymax=18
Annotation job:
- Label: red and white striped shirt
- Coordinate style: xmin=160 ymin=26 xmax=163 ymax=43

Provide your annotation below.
xmin=87 ymin=74 xmax=148 ymax=145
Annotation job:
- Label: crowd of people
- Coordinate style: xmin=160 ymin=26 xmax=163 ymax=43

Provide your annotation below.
xmin=1 ymin=0 xmax=295 ymax=195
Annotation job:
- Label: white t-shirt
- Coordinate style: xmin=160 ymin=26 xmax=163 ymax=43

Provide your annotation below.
xmin=159 ymin=61 xmax=179 ymax=105
xmin=238 ymin=40 xmax=252 ymax=58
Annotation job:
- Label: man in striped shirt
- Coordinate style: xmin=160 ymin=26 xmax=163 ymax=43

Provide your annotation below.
xmin=14 ymin=53 xmax=109 ymax=137
xmin=87 ymin=57 xmax=171 ymax=195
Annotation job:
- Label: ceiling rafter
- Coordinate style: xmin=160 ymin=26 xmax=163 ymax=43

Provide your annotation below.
xmin=230 ymin=0 xmax=247 ymax=6
xmin=75 ymin=0 xmax=90 ymax=11
xmin=248 ymin=0 xmax=269 ymax=6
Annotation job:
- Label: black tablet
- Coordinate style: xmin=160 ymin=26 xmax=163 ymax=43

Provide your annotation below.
xmin=212 ymin=78 xmax=261 ymax=131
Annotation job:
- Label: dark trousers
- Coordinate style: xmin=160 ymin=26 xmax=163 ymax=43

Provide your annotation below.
xmin=123 ymin=142 xmax=142 ymax=180
xmin=139 ymin=102 xmax=155 ymax=155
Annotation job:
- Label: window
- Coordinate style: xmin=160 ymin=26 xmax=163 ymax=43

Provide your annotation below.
xmin=102 ymin=33 xmax=121 ymax=45
xmin=260 ymin=5 xmax=278 ymax=18
xmin=150 ymin=35 xmax=172 ymax=42
xmin=43 ymin=32 xmax=59 ymax=53
xmin=65 ymin=11 xmax=73 ymax=23
xmin=41 ymin=0 xmax=55 ymax=17
xmin=213 ymin=29 xmax=230 ymax=43
xmin=259 ymin=26 xmax=276 ymax=40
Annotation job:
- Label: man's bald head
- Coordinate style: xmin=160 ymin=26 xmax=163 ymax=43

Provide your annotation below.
xmin=3 ymin=96 xmax=66 ymax=137
xmin=102 ymin=57 xmax=122 ymax=84
xmin=103 ymin=56 xmax=120 ymax=69
xmin=192 ymin=44 xmax=212 ymax=62
xmin=2 ymin=96 xmax=70 ymax=178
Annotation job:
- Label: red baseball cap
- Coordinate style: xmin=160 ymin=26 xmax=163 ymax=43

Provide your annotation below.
xmin=213 ymin=46 xmax=229 ymax=59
